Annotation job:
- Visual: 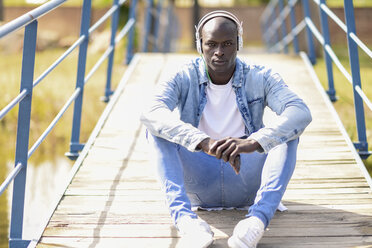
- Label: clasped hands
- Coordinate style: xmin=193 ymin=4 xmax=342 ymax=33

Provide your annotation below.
xmin=197 ymin=137 xmax=261 ymax=175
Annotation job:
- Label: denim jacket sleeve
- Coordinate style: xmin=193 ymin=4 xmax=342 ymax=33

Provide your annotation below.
xmin=248 ymin=68 xmax=312 ymax=153
xmin=140 ymin=70 xmax=209 ymax=152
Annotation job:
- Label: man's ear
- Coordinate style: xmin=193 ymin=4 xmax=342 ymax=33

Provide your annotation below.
xmin=200 ymin=39 xmax=203 ymax=53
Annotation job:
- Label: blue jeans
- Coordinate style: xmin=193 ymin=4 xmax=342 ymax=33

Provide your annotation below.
xmin=149 ymin=134 xmax=299 ymax=228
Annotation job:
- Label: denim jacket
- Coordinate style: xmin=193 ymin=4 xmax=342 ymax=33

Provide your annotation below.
xmin=140 ymin=57 xmax=312 ymax=153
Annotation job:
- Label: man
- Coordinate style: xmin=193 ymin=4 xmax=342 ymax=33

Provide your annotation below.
xmin=141 ymin=10 xmax=312 ymax=248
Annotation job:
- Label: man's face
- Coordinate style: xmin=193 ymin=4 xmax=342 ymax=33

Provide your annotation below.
xmin=201 ymin=17 xmax=238 ymax=75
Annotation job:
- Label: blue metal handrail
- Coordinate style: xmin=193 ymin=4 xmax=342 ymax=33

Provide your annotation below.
xmin=142 ymin=0 xmax=176 ymax=52
xmin=261 ymin=0 xmax=371 ymax=160
xmin=0 ymin=0 xmax=66 ymax=38
xmin=0 ymin=0 xmax=145 ymax=246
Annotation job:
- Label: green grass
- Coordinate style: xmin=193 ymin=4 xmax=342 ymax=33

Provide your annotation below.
xmin=326 ymin=0 xmax=372 ymax=7
xmin=313 ymin=45 xmax=372 ymax=175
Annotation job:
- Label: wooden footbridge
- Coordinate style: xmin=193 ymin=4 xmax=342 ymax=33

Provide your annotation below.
xmin=35 ymin=53 xmax=372 ymax=248
xmin=1 ymin=0 xmax=372 ymax=247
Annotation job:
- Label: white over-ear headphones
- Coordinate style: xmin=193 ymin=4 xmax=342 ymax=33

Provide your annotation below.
xmin=195 ymin=10 xmax=243 ymax=55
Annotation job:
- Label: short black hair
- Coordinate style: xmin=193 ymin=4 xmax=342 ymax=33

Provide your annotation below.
xmin=199 ymin=16 xmax=238 ymax=38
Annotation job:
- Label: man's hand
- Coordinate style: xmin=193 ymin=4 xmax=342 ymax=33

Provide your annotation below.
xmin=197 ymin=138 xmax=217 ymax=156
xmin=209 ymin=137 xmax=262 ymax=174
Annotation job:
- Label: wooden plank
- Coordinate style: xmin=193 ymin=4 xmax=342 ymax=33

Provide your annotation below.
xmin=37 ymin=236 xmax=372 ymax=248
xmin=66 ymin=180 xmax=370 ymax=190
xmin=42 ymin=221 xmax=372 ymax=238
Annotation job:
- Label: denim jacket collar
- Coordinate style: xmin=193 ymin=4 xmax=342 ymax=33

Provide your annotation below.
xmin=232 ymin=58 xmax=244 ymax=88
xmin=197 ymin=58 xmax=209 ymax=85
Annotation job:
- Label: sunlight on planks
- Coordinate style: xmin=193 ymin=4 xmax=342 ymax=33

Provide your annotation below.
xmin=37 ymin=53 xmax=372 ymax=248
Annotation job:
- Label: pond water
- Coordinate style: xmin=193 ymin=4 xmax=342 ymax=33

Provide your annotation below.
xmin=0 ymin=156 xmax=73 ymax=248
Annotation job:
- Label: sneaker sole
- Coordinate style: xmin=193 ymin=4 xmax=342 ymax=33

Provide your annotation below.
xmin=227 ymin=235 xmax=251 ymax=248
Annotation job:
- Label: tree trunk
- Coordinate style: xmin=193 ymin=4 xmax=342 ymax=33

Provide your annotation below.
xmin=0 ymin=0 xmax=3 ymax=22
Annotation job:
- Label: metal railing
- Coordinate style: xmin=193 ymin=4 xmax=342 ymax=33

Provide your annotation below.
xmin=0 ymin=0 xmax=175 ymax=247
xmin=260 ymin=0 xmax=371 ymax=159
xmin=142 ymin=0 xmax=177 ymax=52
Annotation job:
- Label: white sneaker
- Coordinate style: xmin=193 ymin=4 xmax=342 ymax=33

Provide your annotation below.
xmin=177 ymin=216 xmax=214 ymax=248
xmin=227 ymin=216 xmax=265 ymax=248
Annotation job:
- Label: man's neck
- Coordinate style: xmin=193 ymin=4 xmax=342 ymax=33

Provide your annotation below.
xmin=209 ymin=69 xmax=234 ymax=85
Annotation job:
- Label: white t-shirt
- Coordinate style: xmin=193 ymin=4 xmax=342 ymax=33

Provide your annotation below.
xmin=198 ymin=78 xmax=245 ymax=140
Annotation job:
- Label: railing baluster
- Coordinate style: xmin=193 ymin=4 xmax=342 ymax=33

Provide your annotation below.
xmin=344 ymin=0 xmax=369 ymax=158
xmin=163 ymin=0 xmax=174 ymax=52
xmin=142 ymin=0 xmax=153 ymax=52
xmin=267 ymin=8 xmax=274 ymax=49
xmin=319 ymin=0 xmax=336 ymax=101
xmin=289 ymin=0 xmax=299 ymax=53
xmin=302 ymin=0 xmax=316 ymax=64
xmin=278 ymin=0 xmax=288 ymax=53
xmin=102 ymin=0 xmax=120 ymax=102
xmin=261 ymin=18 xmax=268 ymax=49
xmin=9 ymin=20 xmax=38 ymax=248
xmin=153 ymin=0 xmax=164 ymax=52
xmin=66 ymin=0 xmax=92 ymax=160
xmin=126 ymin=0 xmax=138 ymax=64
xmin=272 ymin=6 xmax=280 ymax=50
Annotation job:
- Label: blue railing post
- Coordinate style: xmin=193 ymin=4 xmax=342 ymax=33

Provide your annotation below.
xmin=126 ymin=0 xmax=137 ymax=64
xmin=271 ymin=7 xmax=279 ymax=49
xmin=267 ymin=9 xmax=274 ymax=49
xmin=278 ymin=0 xmax=288 ymax=53
xmin=163 ymin=0 xmax=174 ymax=52
xmin=344 ymin=0 xmax=369 ymax=158
xmin=261 ymin=18 xmax=269 ymax=50
xmin=102 ymin=0 xmax=120 ymax=102
xmin=142 ymin=0 xmax=153 ymax=52
xmin=289 ymin=0 xmax=299 ymax=53
xmin=66 ymin=0 xmax=92 ymax=160
xmin=319 ymin=0 xmax=336 ymax=101
xmin=302 ymin=0 xmax=316 ymax=64
xmin=9 ymin=20 xmax=38 ymax=248
xmin=268 ymin=14 xmax=273 ymax=48
xmin=153 ymin=0 xmax=164 ymax=52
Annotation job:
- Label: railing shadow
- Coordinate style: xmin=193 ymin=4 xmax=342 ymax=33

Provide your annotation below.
xmin=195 ymin=199 xmax=372 ymax=247
xmin=87 ymin=123 xmax=143 ymax=248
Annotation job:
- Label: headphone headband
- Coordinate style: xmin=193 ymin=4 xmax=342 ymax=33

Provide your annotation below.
xmin=195 ymin=10 xmax=243 ymax=54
